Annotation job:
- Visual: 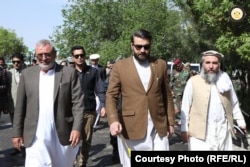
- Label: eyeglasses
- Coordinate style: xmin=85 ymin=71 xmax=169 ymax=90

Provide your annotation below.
xmin=91 ymin=59 xmax=99 ymax=62
xmin=133 ymin=44 xmax=151 ymax=50
xmin=73 ymin=54 xmax=85 ymax=59
xmin=36 ymin=53 xmax=53 ymax=59
xmin=12 ymin=61 xmax=21 ymax=64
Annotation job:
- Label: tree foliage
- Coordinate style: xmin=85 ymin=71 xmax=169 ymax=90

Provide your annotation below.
xmin=51 ymin=0 xmax=202 ymax=64
xmin=0 ymin=27 xmax=27 ymax=61
xmin=174 ymin=0 xmax=250 ymax=67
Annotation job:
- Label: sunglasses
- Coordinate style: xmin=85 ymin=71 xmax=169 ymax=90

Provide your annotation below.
xmin=133 ymin=44 xmax=151 ymax=50
xmin=12 ymin=61 xmax=21 ymax=64
xmin=73 ymin=54 xmax=85 ymax=59
xmin=36 ymin=53 xmax=53 ymax=59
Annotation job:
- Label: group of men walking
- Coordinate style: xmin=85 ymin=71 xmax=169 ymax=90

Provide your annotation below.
xmin=0 ymin=39 xmax=119 ymax=167
xmin=0 ymin=28 xmax=248 ymax=167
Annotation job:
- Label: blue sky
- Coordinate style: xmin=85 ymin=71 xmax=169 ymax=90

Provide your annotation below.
xmin=0 ymin=0 xmax=68 ymax=50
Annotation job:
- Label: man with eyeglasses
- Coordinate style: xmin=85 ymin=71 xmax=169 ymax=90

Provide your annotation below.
xmin=106 ymin=29 xmax=175 ymax=167
xmin=12 ymin=39 xmax=84 ymax=167
xmin=71 ymin=46 xmax=106 ymax=167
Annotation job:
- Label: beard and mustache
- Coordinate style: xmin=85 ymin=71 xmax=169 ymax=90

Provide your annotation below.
xmin=200 ymin=67 xmax=221 ymax=84
xmin=38 ymin=61 xmax=55 ymax=71
xmin=132 ymin=49 xmax=150 ymax=64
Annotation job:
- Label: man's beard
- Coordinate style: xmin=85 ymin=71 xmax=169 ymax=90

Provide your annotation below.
xmin=39 ymin=61 xmax=55 ymax=71
xmin=200 ymin=67 xmax=220 ymax=84
xmin=133 ymin=50 xmax=150 ymax=63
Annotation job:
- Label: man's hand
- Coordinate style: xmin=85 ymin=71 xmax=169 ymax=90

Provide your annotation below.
xmin=100 ymin=107 xmax=107 ymax=117
xmin=239 ymin=125 xmax=247 ymax=134
xmin=168 ymin=125 xmax=174 ymax=138
xmin=110 ymin=121 xmax=122 ymax=136
xmin=181 ymin=131 xmax=189 ymax=143
xmin=12 ymin=137 xmax=24 ymax=151
xmin=69 ymin=130 xmax=81 ymax=147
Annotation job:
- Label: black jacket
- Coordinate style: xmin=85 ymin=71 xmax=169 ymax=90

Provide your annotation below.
xmin=0 ymin=66 xmax=9 ymax=113
xmin=77 ymin=65 xmax=105 ymax=112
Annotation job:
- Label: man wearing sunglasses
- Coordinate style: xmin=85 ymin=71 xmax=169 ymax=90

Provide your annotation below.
xmin=71 ymin=46 xmax=106 ymax=167
xmin=8 ymin=53 xmax=26 ymax=156
xmin=8 ymin=53 xmax=26 ymax=125
xmin=106 ymin=29 xmax=175 ymax=167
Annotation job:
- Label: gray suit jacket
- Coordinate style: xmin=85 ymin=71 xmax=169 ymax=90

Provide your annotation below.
xmin=12 ymin=64 xmax=84 ymax=146
xmin=7 ymin=68 xmax=25 ymax=113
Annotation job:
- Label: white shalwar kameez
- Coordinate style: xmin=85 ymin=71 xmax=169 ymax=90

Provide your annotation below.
xmin=92 ymin=65 xmax=101 ymax=127
xmin=25 ymin=69 xmax=79 ymax=167
xmin=181 ymin=72 xmax=246 ymax=150
xmin=117 ymin=57 xmax=169 ymax=167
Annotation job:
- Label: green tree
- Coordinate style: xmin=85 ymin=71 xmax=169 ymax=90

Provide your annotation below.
xmin=0 ymin=27 xmax=27 ymax=61
xmin=51 ymin=0 xmax=201 ymax=64
xmin=175 ymin=0 xmax=250 ymax=116
xmin=174 ymin=0 xmax=250 ymax=67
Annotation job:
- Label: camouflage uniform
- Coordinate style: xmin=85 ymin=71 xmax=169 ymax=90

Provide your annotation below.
xmin=170 ymin=69 xmax=190 ymax=113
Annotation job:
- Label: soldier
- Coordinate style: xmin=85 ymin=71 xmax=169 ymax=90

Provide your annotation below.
xmin=170 ymin=59 xmax=191 ymax=121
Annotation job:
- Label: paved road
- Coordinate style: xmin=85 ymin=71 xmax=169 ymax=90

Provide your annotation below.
xmin=0 ymin=114 xmax=249 ymax=167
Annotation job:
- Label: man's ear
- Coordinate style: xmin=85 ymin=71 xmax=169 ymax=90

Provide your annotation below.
xmin=130 ymin=43 xmax=133 ymax=50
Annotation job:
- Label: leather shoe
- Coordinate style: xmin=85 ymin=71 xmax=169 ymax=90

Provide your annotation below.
xmin=111 ymin=150 xmax=120 ymax=163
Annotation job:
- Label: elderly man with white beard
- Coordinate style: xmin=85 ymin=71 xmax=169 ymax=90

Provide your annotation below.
xmin=181 ymin=50 xmax=247 ymax=150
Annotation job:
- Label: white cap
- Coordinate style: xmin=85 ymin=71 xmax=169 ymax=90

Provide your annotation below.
xmin=201 ymin=50 xmax=224 ymax=58
xmin=89 ymin=54 xmax=100 ymax=60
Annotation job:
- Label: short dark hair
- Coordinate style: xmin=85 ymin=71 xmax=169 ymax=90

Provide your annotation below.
xmin=70 ymin=45 xmax=86 ymax=56
xmin=12 ymin=53 xmax=24 ymax=61
xmin=0 ymin=57 xmax=5 ymax=63
xmin=131 ymin=29 xmax=152 ymax=43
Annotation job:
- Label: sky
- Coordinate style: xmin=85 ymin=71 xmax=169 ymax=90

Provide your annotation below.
xmin=0 ymin=0 xmax=68 ymax=50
